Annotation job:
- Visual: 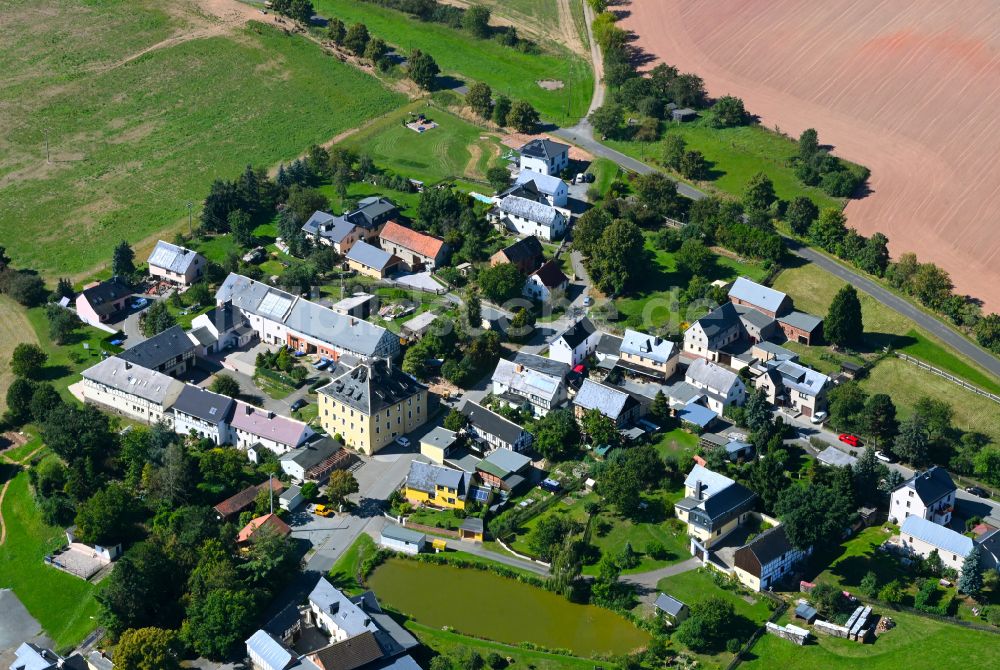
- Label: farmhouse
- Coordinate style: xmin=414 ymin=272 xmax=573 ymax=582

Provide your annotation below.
xmin=302 ymin=210 xmax=364 ymax=253
xmin=899 ymin=515 xmax=972 ymax=575
xmin=346 ymin=241 xmax=402 ymax=279
xmin=675 ymin=464 xmax=757 ymax=556
xmin=404 ymin=460 xmax=472 ymax=510
xmin=490 ymin=352 xmax=569 ymax=417
xmin=317 ymin=361 xmax=428 ymax=455
xmin=512 ymin=169 xmax=569 ymax=207
xmin=518 ymin=138 xmax=569 ymax=176
xmin=685 ymin=358 xmax=746 ymax=416
xmin=735 ymin=305 xmax=780 ymax=346
xmin=172 ymin=384 xmax=234 ymax=444
xmin=492 ymin=196 xmax=567 ymax=241
xmin=75 ymin=278 xmax=130 ymax=329
xmin=889 ymin=466 xmax=956 ymax=525
xmin=280 ymin=435 xmax=350 ymax=483
xmin=216 ymin=273 xmax=399 ymax=361
xmin=728 ymin=277 xmax=791 ymax=318
xmin=147 ymin=240 xmax=206 ymax=287
xmin=733 ymin=525 xmax=810 ymax=592
xmin=80 ymin=357 xmax=184 ymax=426
xmin=490 ymin=235 xmax=544 ymax=274
xmin=753 ymin=359 xmax=829 ymax=418
xmin=231 ymin=400 xmax=314 ymax=456
xmin=683 ymin=302 xmax=745 ymax=363
xmin=618 ymin=329 xmax=678 ymax=380
xmin=523 ymin=260 xmax=568 ymax=303
xmin=574 ymin=379 xmax=641 ymax=428
xmin=549 ymin=316 xmax=601 ymax=366
xmin=378 ymin=221 xmax=448 ymax=271
xmin=117 ymin=324 xmax=196 ymax=377
xmin=460 ymin=401 xmax=534 ymax=453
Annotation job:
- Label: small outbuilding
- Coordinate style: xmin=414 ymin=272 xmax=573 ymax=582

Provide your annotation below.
xmin=460 ymin=517 xmax=484 ymax=543
xmin=671 ymin=108 xmax=697 ymax=122
xmin=278 ymin=484 xmax=304 ymax=512
xmin=380 ymin=524 xmax=427 ymax=555
xmin=654 ymin=593 xmax=689 ymax=625
xmin=794 ymin=602 xmax=818 ymax=624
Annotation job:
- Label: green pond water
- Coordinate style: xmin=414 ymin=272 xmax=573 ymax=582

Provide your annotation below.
xmin=367 ymin=559 xmax=650 ymax=657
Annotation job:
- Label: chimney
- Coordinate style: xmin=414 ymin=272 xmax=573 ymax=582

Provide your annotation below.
xmin=695 ymin=480 xmax=703 ymax=500
xmin=516 ymin=364 xmax=524 ymax=373
xmin=124 ymin=362 xmax=132 ymax=370
xmin=245 ymin=404 xmax=253 ymax=415
xmin=267 ymin=411 xmax=275 ymax=419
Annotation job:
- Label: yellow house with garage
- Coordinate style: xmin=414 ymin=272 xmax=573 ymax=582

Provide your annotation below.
xmin=404 ymin=460 xmax=471 ymax=510
xmin=674 ymin=464 xmax=757 ymax=560
xmin=317 ymin=360 xmax=428 ymax=455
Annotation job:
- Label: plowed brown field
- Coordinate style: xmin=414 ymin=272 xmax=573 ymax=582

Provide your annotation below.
xmin=621 ymin=0 xmax=1000 ymax=309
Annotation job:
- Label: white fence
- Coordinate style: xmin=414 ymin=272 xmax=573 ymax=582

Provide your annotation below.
xmin=895 ymin=353 xmax=1000 ymax=404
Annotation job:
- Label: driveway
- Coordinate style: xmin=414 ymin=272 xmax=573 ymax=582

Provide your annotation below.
xmin=620 ymin=558 xmax=701 ymax=604
xmin=392 ymin=271 xmax=444 ymax=293
xmin=0 ymin=589 xmax=50 ymax=664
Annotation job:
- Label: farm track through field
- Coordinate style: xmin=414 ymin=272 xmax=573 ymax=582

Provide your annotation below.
xmin=438 ymin=0 xmax=586 ymax=57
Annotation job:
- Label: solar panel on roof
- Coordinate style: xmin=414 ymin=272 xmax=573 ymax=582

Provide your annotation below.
xmin=472 ymin=487 xmax=490 ymax=501
xmin=257 ymin=291 xmax=292 ymax=319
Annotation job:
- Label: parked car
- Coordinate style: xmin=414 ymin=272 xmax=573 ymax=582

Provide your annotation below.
xmin=582 ymin=295 xmax=593 ymax=306
xmin=290 ymin=398 xmax=307 ymax=411
xmin=313 ymin=504 xmax=335 ymax=518
xmin=130 ymin=297 xmax=148 ymax=309
xmin=637 ymin=418 xmax=660 ymax=433
xmin=965 ymin=486 xmax=990 ymax=498
xmin=838 ymin=433 xmax=862 ymax=448
xmin=810 ymin=411 xmax=828 ymax=424
xmin=875 ymin=450 xmax=894 ymax=463
xmin=313 ymin=359 xmax=330 ymax=370
xmin=395 ymin=436 xmax=411 ymax=448
xmin=540 ymin=478 xmax=562 ymax=493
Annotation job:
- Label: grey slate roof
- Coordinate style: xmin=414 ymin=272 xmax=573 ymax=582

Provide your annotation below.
xmin=420 ymin=426 xmax=457 ymax=450
xmin=496 ymin=236 xmax=544 ymax=265
xmin=620 ymin=329 xmax=676 ymax=364
xmin=319 ymin=361 xmax=425 ymax=415
xmin=574 ymin=379 xmax=637 ymax=420
xmin=557 ymin=316 xmax=597 ymax=349
xmin=901 ymin=515 xmax=973 ymax=558
xmin=280 ymin=435 xmax=343 ymax=470
xmin=898 ymin=466 xmax=956 ymax=506
xmin=514 ymin=169 xmax=565 ymax=196
xmin=303 ymin=210 xmax=358 ymax=245
xmin=460 ymin=401 xmax=529 ymax=445
xmin=735 ymin=525 xmax=797 ymax=570
xmin=498 ymin=196 xmax=562 ymax=227
xmin=117 ymin=325 xmax=194 ymax=370
xmin=381 ymin=524 xmax=426 ymax=545
xmin=686 ymin=358 xmax=741 ymax=395
xmin=519 ymin=138 xmax=569 ymax=160
xmin=693 ymin=302 xmax=742 ymax=340
xmin=347 ymin=196 xmax=398 ymax=229
xmin=778 ymin=310 xmax=823 ymax=333
xmin=80 ymin=278 xmax=131 ymax=315
xmin=511 ymin=351 xmax=570 ymax=379
xmin=492 ymin=358 xmax=563 ymax=404
xmin=816 ymin=446 xmax=857 ymax=468
xmin=728 ymin=277 xmax=788 ymax=314
xmin=148 ymin=240 xmax=201 ymax=274
xmin=406 ymin=460 xmax=469 ymax=496
xmin=172 ymin=384 xmax=234 ymax=425
xmin=735 ymin=304 xmax=777 ymax=330
xmin=769 ymin=359 xmax=829 ymax=397
xmin=309 ymin=577 xmax=377 ymax=637
xmin=684 ymin=464 xmax=736 ymax=499
xmin=597 ymin=332 xmax=624 ymax=357
xmin=654 ymin=593 xmax=687 ymax=617
xmin=346 ymin=241 xmax=398 ymax=271
xmin=82 ymin=357 xmax=181 ymax=404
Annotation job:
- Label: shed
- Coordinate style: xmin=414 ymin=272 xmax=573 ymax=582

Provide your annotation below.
xmin=840 ymin=361 xmax=863 ymax=378
xmin=278 ymin=484 xmax=304 ymax=512
xmin=671 ymin=108 xmax=697 ymax=122
xmin=380 ymin=524 xmax=426 ymax=555
xmin=794 ymin=602 xmax=818 ymax=624
xmin=817 ymin=446 xmax=858 ymax=468
xmin=459 ymin=517 xmax=484 ymax=542
xmin=653 ymin=593 xmax=689 ymax=625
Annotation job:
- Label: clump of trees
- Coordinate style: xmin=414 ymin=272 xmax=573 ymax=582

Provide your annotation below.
xmin=795 ymin=127 xmax=870 ymax=197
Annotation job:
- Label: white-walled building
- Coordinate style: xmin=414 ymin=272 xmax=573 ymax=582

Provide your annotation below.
xmin=490 ymin=353 xmax=569 ymax=417
xmin=80 ymin=357 xmax=184 ymax=426
xmin=685 ymin=358 xmax=746 ymax=416
xmin=549 ymin=317 xmax=601 ymax=367
xmin=147 ymin=240 xmax=206 ymax=287
xmin=889 ymin=466 xmax=957 ymax=526
xmin=518 ymin=138 xmax=569 ymax=176
xmin=230 ymin=400 xmax=314 ymax=457
xmin=523 ymin=260 xmax=568 ymax=303
xmin=512 ymin=169 xmax=569 ymax=207
xmin=899 ymin=515 xmax=972 ymax=575
xmin=172 ymin=385 xmax=235 ymax=444
xmin=492 ymin=196 xmax=568 ymax=241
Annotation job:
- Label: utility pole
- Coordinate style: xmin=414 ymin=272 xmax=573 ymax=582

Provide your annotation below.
xmin=186 ymin=202 xmax=193 ymax=235
xmin=268 ymin=474 xmax=274 ymax=515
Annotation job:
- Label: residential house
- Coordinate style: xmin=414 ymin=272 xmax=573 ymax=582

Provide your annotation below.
xmin=573 ymin=379 xmax=641 ymax=428
xmin=754 ymin=359 xmax=830 ymax=418
xmin=346 ymin=241 xmax=401 ymax=279
xmin=595 ymin=332 xmax=624 ymax=373
xmin=419 ymin=426 xmax=459 ymax=464
xmin=490 ymin=353 xmax=569 ymax=417
xmin=238 ymin=513 xmax=292 ymax=544
xmin=675 ymin=464 xmax=757 ymax=557
xmin=549 ymin=317 xmax=601 ymax=367
xmin=700 ymin=433 xmax=754 ymax=462
xmin=685 ymin=358 xmax=746 ymax=416
xmin=728 ymin=277 xmax=791 ymax=318
xmin=735 ymin=305 xmax=780 ymax=346
xmin=619 ymin=329 xmax=678 ymax=381
xmin=682 ymin=302 xmax=746 ymax=363
xmin=777 ymin=311 xmax=823 ymax=345
xmin=752 ymin=341 xmax=797 ymax=364
xmin=378 ymin=221 xmax=448 ymax=271
xmin=523 ymin=260 xmax=568 ymax=303
xmin=675 ymin=400 xmax=721 ymax=433
xmin=733 ymin=525 xmax=810 ymax=592
xmin=404 ymin=460 xmax=472 ymax=510
xmin=343 ymin=196 xmax=399 ymax=237
xmin=231 ymin=400 xmax=314 ymax=457
xmin=889 ymin=466 xmax=957 ymax=525
xmin=280 ymin=435 xmax=351 ymax=483
xmin=80 ymin=357 xmax=184 ymax=426
xmin=899 ymin=515 xmax=973 ymax=575
xmin=172 ymin=384 xmax=234 ymax=444
xmin=492 ymin=196 xmax=567 ymax=241
xmin=216 ymin=273 xmax=400 ymax=361
xmin=518 ymin=138 xmax=569 ymax=176
xmin=379 ymin=525 xmax=426 ymax=555
xmin=490 ymin=236 xmax=544 ymax=274
xmin=75 ymin=278 xmax=130 ymax=329
xmin=190 ymin=302 xmax=255 ymax=354
xmin=653 ymin=594 xmax=689 ymax=626
xmin=147 ymin=240 xmax=206 ymax=287
xmin=317 ymin=361 xmax=428 ymax=455
xmin=116 ymin=325 xmax=196 ymax=377
xmin=8 ymin=643 xmax=88 ymax=670
xmin=214 ymin=480 xmax=286 ymax=521
xmin=512 ymin=169 xmax=568 ymax=207
xmin=302 ymin=211 xmax=365 ymax=253
xmin=476 ymin=447 xmax=532 ymax=493
xmin=246 ymin=630 xmax=320 ymax=670
xmin=459 ymin=401 xmax=534 ymax=453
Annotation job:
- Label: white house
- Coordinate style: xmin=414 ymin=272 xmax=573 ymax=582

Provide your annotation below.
xmin=379 ymin=524 xmax=426 ymax=555
xmin=899 ymin=515 xmax=973 ymax=575
xmin=230 ymin=400 xmax=314 ymax=457
xmin=189 ymin=302 xmax=255 ymax=354
xmin=307 ymin=578 xmax=381 ymax=643
xmin=518 ymin=138 xmax=570 ymax=176
xmin=683 ymin=302 xmax=746 ymax=363
xmin=889 ymin=466 xmax=957 ymax=525
xmin=685 ymin=358 xmax=746 ymax=416
xmin=513 ymin=169 xmax=569 ymax=207
xmin=460 ymin=401 xmax=534 ymax=453
xmin=754 ymin=359 xmax=829 ymax=418
xmin=80 ymin=357 xmax=184 ymax=426
xmin=733 ymin=525 xmax=810 ymax=592
xmin=147 ymin=240 xmax=206 ymax=287
xmin=492 ymin=196 xmax=567 ymax=241
xmin=490 ymin=353 xmax=569 ymax=417
xmin=619 ymin=329 xmax=678 ymax=380
xmin=301 ymin=210 xmax=365 ymax=253
xmin=523 ymin=260 xmax=568 ymax=303
xmin=172 ymin=384 xmax=235 ymax=444
xmin=549 ymin=317 xmax=601 ymax=367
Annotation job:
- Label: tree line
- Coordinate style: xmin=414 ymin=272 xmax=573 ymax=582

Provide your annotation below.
xmin=325 ymin=18 xmax=441 ymax=90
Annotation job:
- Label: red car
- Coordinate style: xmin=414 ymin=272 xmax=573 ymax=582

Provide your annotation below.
xmin=839 ymin=433 xmax=863 ymax=448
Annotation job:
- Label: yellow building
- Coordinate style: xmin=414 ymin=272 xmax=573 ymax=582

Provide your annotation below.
xmin=317 ymin=360 xmax=427 ymax=455
xmin=404 ymin=460 xmax=471 ymax=510
xmin=674 ymin=464 xmax=757 ymax=559
xmin=419 ymin=426 xmax=458 ymax=464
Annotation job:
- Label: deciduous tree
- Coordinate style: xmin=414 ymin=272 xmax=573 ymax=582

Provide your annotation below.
xmin=466 ymin=82 xmax=493 ymax=119
xmin=785 ymin=196 xmax=818 ymax=235
xmin=10 ymin=343 xmax=46 ymax=378
xmin=507 ymin=100 xmax=540 ymax=133
xmin=343 ymin=23 xmax=370 ymax=56
xmin=115 ymin=628 xmax=182 ymax=670
xmin=533 ymin=409 xmax=581 ymax=461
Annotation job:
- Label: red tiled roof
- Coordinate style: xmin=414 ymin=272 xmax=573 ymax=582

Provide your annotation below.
xmin=237 ymin=513 xmax=291 ymax=543
xmin=379 ymin=221 xmax=445 ymax=260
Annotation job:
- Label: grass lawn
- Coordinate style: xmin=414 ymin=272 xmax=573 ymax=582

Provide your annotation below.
xmin=613 ymin=232 xmax=768 ymax=329
xmin=589 ymin=157 xmax=622 ymax=199
xmin=309 ymin=0 xmax=592 ymax=124
xmin=607 ymin=119 xmax=844 ymax=210
xmin=406 ymin=506 xmax=469 ymax=532
xmin=0 ymin=297 xmax=42 ymax=412
xmin=327 ymin=533 xmax=376 ymax=595
xmin=1 ymin=0 xmax=404 ymax=280
xmin=253 ymin=371 xmax=298 ymax=400
xmin=807 ymin=526 xmax=903 ymax=593
xmin=649 ymin=428 xmax=700 ymax=462
xmin=742 ymin=608 xmax=998 ymax=669
xmin=0 ymin=469 xmax=101 ymax=648
xmin=655 ymin=568 xmax=773 ymax=669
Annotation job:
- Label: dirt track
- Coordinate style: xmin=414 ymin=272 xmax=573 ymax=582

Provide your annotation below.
xmin=621 ymin=0 xmax=1000 ymax=310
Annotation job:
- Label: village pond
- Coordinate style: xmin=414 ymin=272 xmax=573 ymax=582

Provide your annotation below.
xmin=367 ymin=559 xmax=650 ymax=657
